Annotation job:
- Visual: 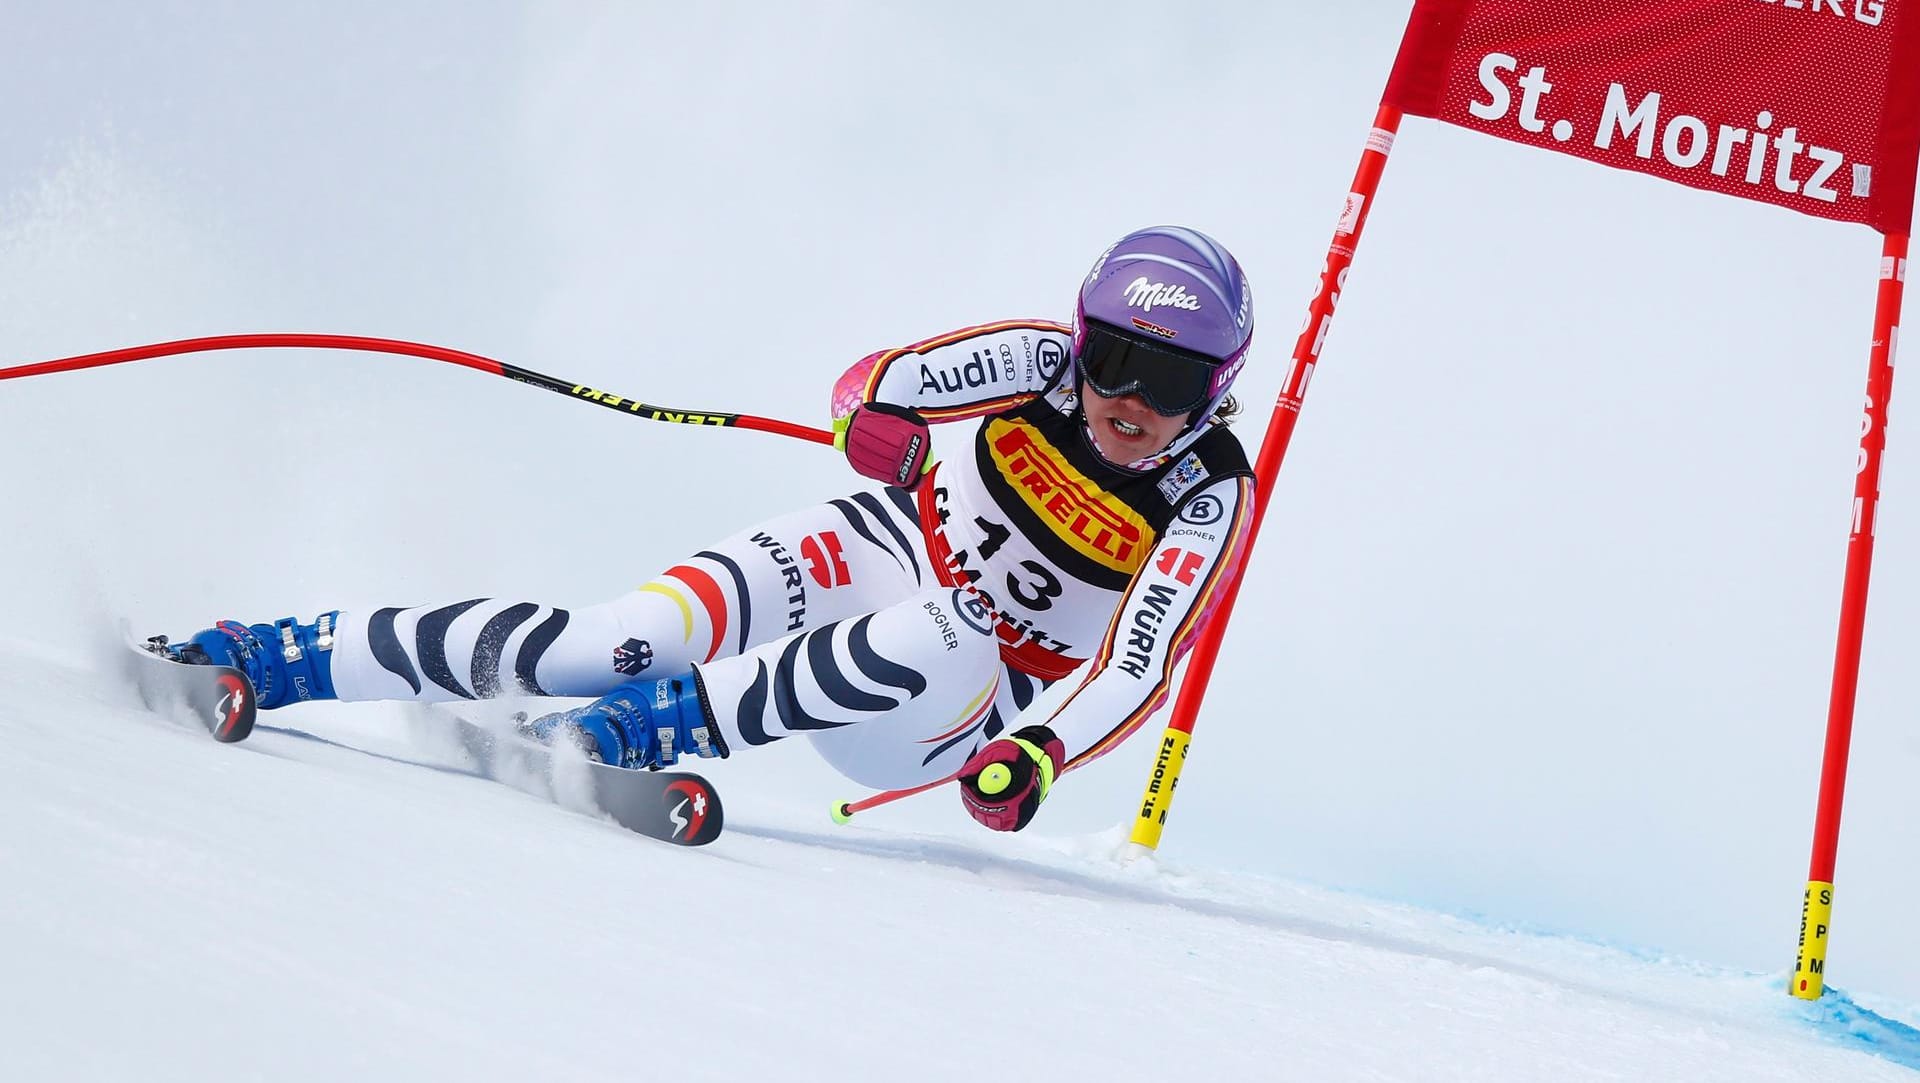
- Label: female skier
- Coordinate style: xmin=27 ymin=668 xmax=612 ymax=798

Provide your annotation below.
xmin=167 ymin=226 xmax=1258 ymax=832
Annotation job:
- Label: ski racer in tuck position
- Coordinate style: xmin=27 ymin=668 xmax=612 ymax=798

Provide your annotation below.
xmin=165 ymin=226 xmax=1259 ymax=832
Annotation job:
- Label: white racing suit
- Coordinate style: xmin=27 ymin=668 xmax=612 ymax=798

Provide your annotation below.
xmin=328 ymin=320 xmax=1256 ymax=789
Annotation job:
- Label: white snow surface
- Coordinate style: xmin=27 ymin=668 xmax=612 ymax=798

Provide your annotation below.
xmin=4 ymin=639 xmax=1916 ymax=1083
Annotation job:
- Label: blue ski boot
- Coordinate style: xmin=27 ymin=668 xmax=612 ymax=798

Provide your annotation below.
xmin=522 ymin=672 xmax=728 ymax=770
xmin=169 ymin=613 xmax=340 ymax=710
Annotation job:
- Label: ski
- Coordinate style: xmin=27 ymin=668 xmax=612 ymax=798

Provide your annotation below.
xmin=129 ymin=636 xmax=257 ymax=743
xmin=450 ymin=718 xmax=723 ymax=846
xmin=125 ymin=636 xmax=719 ymax=845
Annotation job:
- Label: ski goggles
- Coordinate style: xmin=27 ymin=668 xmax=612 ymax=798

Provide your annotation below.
xmin=1075 ymin=321 xmax=1224 ymax=417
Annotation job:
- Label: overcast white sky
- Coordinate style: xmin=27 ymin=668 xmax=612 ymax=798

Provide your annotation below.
xmin=3 ymin=2 xmax=1914 ymax=1003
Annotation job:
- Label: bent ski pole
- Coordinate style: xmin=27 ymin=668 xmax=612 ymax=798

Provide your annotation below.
xmin=0 ymin=333 xmax=835 ymax=445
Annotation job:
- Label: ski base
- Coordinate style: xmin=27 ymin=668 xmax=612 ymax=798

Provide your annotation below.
xmin=451 ymin=719 xmax=723 ymax=846
xmin=129 ymin=637 xmax=257 ymax=743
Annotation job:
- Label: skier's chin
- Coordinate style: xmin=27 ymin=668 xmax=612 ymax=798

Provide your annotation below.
xmin=1085 ymin=421 xmax=1170 ymax=466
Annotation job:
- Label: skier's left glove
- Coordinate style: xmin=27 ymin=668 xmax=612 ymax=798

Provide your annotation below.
xmin=834 ymin=402 xmax=933 ymax=490
xmin=957 ymin=726 xmax=1064 ymax=832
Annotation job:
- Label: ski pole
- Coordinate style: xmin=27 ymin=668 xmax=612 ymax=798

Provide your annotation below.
xmin=0 ymin=333 xmax=835 ymax=445
xmin=830 ymin=772 xmax=960 ymax=824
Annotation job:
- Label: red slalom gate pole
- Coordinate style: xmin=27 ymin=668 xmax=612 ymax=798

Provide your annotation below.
xmin=1126 ymin=105 xmax=1405 ymax=852
xmin=1792 ymin=234 xmax=1908 ymax=1000
xmin=0 ymin=333 xmax=836 ymax=446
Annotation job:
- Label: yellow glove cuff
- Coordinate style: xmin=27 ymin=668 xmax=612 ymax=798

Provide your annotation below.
xmin=1009 ymin=736 xmax=1057 ymax=799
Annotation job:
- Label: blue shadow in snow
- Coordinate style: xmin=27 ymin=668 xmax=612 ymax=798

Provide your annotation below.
xmin=1796 ymin=989 xmax=1920 ymax=1074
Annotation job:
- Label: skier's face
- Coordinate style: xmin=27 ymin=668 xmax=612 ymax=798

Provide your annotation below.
xmin=1081 ymin=384 xmax=1188 ymax=463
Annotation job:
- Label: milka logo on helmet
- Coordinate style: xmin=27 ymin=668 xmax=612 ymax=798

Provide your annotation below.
xmin=1123 ymin=277 xmax=1203 ymax=314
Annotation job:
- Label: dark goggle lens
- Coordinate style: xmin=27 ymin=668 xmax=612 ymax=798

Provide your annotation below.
xmin=1076 ymin=323 xmax=1219 ymax=416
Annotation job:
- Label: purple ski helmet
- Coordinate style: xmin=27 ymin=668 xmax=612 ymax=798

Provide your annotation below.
xmin=1072 ymin=225 xmax=1254 ymax=424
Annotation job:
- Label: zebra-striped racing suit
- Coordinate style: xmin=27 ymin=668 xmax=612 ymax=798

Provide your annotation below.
xmin=326 ymin=320 xmax=1256 ymax=791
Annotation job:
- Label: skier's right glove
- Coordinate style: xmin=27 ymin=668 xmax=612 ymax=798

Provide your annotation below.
xmin=957 ymin=726 xmax=1065 ymax=832
xmin=834 ymin=402 xmax=932 ymax=490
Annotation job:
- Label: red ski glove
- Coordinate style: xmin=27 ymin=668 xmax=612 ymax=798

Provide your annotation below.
xmin=834 ymin=402 xmax=932 ymax=490
xmin=958 ymin=726 xmax=1064 ymax=832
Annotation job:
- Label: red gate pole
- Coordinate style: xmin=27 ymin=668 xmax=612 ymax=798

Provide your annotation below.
xmin=1792 ymin=234 xmax=1908 ymax=999
xmin=1127 ymin=104 xmax=1405 ymax=851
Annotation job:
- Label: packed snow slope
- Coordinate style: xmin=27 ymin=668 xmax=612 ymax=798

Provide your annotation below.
xmin=3 ymin=640 xmax=1915 ymax=1083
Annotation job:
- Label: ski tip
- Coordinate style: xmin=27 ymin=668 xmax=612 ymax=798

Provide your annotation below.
xmin=830 ymin=800 xmax=854 ymax=825
xmin=654 ymin=774 xmax=724 ymax=846
xmin=127 ymin=638 xmax=259 ymax=743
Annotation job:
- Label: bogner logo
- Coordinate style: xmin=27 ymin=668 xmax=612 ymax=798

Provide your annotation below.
xmin=985 ymin=418 xmax=1151 ymax=573
xmin=1123 ymin=277 xmax=1202 ymax=314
